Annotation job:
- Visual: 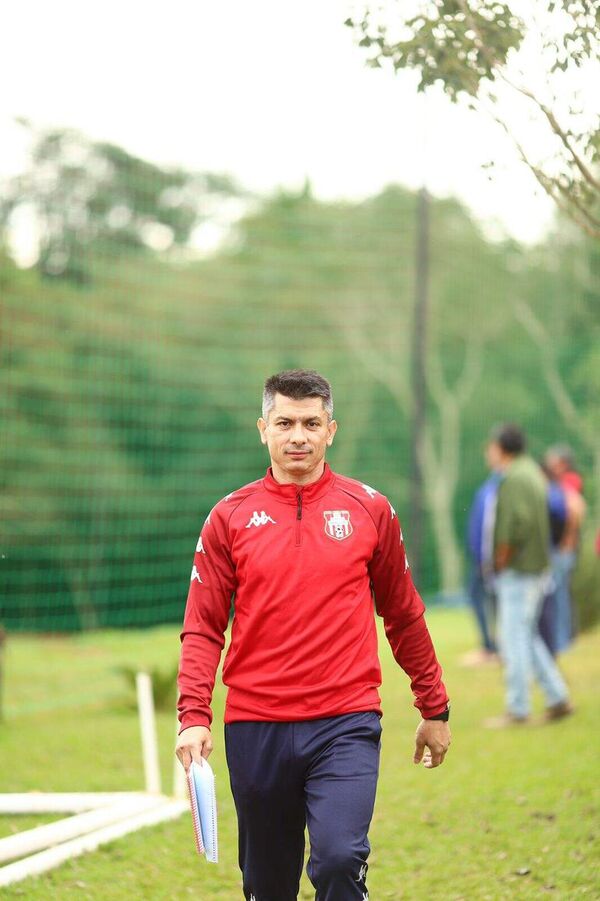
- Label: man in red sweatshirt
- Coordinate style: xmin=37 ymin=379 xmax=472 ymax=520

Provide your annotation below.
xmin=176 ymin=369 xmax=450 ymax=901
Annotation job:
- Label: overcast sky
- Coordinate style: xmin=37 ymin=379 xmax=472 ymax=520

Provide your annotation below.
xmin=1 ymin=0 xmax=559 ymax=246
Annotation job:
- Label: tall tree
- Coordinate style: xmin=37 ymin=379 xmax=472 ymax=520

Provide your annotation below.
xmin=329 ymin=190 xmax=512 ymax=596
xmin=346 ymin=1 xmax=600 ymax=239
xmin=0 ymin=121 xmax=240 ymax=283
xmin=513 ymin=225 xmax=600 ymax=514
xmin=409 ymin=187 xmax=431 ymax=584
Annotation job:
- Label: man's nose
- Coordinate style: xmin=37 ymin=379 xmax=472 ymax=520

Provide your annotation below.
xmin=290 ymin=422 xmax=306 ymax=444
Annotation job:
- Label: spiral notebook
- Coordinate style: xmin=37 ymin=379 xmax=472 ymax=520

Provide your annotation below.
xmin=186 ymin=758 xmax=218 ymax=863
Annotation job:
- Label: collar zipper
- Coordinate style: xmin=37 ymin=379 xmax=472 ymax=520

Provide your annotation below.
xmin=295 ymin=491 xmax=303 ymax=546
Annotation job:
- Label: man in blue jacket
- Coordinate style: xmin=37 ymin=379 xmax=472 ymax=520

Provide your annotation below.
xmin=462 ymin=445 xmax=502 ymax=664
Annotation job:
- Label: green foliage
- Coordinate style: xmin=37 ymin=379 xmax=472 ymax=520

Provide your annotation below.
xmin=572 ymin=523 xmax=600 ymax=631
xmin=347 ymin=1 xmax=524 ymax=98
xmin=346 ymin=2 xmax=600 ymax=239
xmin=0 ymin=121 xmax=241 ymax=283
xmin=1 ymin=175 xmax=598 ymax=630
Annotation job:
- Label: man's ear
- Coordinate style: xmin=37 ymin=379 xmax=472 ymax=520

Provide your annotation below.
xmin=326 ymin=419 xmax=337 ymax=446
xmin=257 ymin=417 xmax=268 ymax=445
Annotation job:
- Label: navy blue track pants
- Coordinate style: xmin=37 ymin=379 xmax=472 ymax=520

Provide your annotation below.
xmin=224 ymin=711 xmax=381 ymax=901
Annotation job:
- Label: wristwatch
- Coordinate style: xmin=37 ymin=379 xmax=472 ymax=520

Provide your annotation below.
xmin=425 ymin=704 xmax=450 ymax=722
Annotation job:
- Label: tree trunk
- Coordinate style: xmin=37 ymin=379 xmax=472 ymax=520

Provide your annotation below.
xmin=409 ymin=187 xmax=430 ymax=584
xmin=420 ymin=408 xmax=464 ymax=596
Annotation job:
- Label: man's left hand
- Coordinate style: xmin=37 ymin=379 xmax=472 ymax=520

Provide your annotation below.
xmin=413 ymin=719 xmax=451 ymax=768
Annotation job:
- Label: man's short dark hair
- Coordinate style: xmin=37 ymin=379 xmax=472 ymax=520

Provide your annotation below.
xmin=262 ymin=369 xmax=333 ymax=421
xmin=489 ymin=423 xmax=526 ymax=455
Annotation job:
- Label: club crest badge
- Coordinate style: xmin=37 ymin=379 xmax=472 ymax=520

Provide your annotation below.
xmin=323 ymin=510 xmax=353 ymax=541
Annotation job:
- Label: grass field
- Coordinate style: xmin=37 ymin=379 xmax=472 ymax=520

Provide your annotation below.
xmin=0 ymin=608 xmax=598 ymax=899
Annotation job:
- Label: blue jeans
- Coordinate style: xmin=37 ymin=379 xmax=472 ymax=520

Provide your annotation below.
xmin=496 ymin=569 xmax=569 ymax=717
xmin=225 ymin=711 xmax=381 ymax=901
xmin=549 ymin=549 xmax=576 ymax=653
xmin=468 ymin=566 xmax=497 ymax=652
xmin=539 ymin=549 xmax=576 ymax=655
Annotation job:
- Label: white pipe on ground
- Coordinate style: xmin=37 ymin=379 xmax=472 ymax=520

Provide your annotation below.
xmin=0 ymin=798 xmax=188 ymax=887
xmin=0 ymin=795 xmax=161 ymax=864
xmin=0 ymin=792 xmax=151 ymax=814
xmin=136 ymin=671 xmax=161 ymax=795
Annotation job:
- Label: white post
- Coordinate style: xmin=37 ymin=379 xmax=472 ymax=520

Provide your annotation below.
xmin=136 ymin=672 xmax=161 ymax=795
xmin=173 ymin=714 xmax=187 ymax=800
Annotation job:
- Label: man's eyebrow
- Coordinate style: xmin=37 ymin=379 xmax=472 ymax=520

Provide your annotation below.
xmin=274 ymin=414 xmax=323 ymax=422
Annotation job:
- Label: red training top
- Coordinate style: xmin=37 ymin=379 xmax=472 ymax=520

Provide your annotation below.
xmin=177 ymin=463 xmax=448 ymax=732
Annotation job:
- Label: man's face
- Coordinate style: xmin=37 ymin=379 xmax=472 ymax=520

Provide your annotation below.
xmin=485 ymin=441 xmax=504 ymax=471
xmin=545 ymin=453 xmax=565 ymax=479
xmin=257 ymin=393 xmax=337 ymax=482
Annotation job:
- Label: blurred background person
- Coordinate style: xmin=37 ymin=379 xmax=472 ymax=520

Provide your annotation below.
xmin=485 ymin=424 xmax=573 ymax=728
xmin=461 ymin=443 xmax=502 ymax=666
xmin=537 ymin=458 xmax=568 ymax=655
xmin=542 ymin=445 xmax=587 ymax=654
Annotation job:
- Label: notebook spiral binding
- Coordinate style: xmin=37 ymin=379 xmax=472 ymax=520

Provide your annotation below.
xmin=186 ymin=766 xmax=205 ymax=855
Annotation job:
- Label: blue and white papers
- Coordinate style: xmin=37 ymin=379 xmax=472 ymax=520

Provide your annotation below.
xmin=186 ymin=758 xmax=218 ymax=863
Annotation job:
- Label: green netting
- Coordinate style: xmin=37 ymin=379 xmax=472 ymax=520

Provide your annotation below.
xmin=1 ymin=135 xmax=599 ymax=633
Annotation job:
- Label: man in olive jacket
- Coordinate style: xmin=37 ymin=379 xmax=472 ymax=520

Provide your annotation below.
xmin=485 ymin=423 xmax=572 ymax=727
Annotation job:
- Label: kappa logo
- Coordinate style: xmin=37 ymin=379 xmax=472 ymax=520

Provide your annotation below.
xmin=245 ymin=510 xmax=277 ymax=529
xmin=361 ymin=483 xmax=377 ymax=499
xmin=399 ymin=528 xmax=410 ymax=570
xmin=356 ymin=862 xmax=368 ymax=881
xmin=190 ymin=565 xmax=202 ymax=583
xmin=324 ymin=510 xmax=353 ymax=541
xmin=196 ymin=536 xmax=206 ymax=554
xmin=389 ymin=502 xmax=396 ymax=520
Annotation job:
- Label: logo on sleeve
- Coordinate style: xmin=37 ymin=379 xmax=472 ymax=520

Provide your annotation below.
xmin=361 ymin=484 xmax=377 ymax=499
xmin=324 ymin=510 xmax=353 ymax=541
xmin=196 ymin=536 xmax=206 ymax=554
xmin=190 ymin=565 xmax=203 ymax=583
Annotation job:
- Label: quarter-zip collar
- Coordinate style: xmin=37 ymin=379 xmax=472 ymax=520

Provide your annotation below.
xmin=263 ymin=461 xmax=336 ymax=505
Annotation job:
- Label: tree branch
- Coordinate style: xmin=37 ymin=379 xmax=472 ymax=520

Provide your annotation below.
xmin=512 ymin=297 xmax=596 ymax=450
xmin=554 ymin=178 xmax=600 ymax=230
xmin=454 ymin=0 xmax=599 ymax=196
xmin=454 ymin=337 xmax=483 ymax=406
xmin=478 ymin=99 xmax=600 ymax=239
xmin=338 ymin=307 xmax=410 ymax=412
xmin=500 ymin=74 xmax=600 ymax=194
xmin=425 ymin=339 xmax=453 ymax=409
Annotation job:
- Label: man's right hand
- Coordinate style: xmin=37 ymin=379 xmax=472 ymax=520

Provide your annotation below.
xmin=175 ymin=725 xmax=213 ymax=772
